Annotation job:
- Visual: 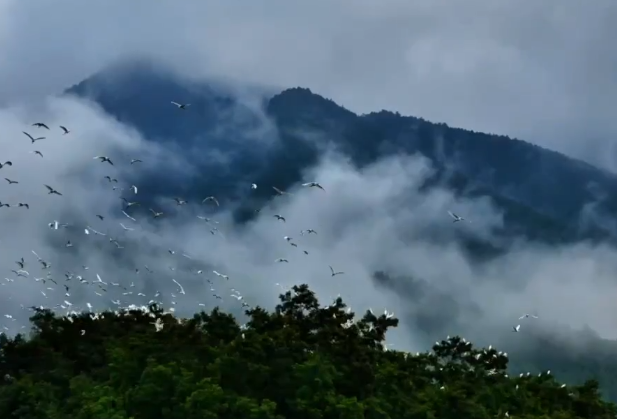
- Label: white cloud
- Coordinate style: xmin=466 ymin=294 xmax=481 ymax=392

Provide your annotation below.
xmin=0 ymin=95 xmax=615 ymax=358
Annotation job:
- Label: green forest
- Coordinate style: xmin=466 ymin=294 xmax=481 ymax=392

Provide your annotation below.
xmin=0 ymin=284 xmax=614 ymax=419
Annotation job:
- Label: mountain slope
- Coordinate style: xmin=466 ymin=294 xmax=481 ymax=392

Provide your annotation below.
xmin=59 ymin=61 xmax=617 ymax=402
xmin=65 ymin=62 xmax=616 ymax=247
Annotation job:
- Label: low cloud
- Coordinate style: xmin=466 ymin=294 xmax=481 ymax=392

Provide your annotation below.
xmin=0 ymin=95 xmax=616 ymax=361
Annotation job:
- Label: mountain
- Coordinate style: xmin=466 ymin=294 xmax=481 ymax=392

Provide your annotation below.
xmin=65 ymin=61 xmax=617 ymax=248
xmin=63 ymin=61 xmax=617 ymax=401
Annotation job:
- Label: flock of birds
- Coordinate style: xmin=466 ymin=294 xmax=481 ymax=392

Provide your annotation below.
xmin=0 ymin=114 xmax=360 ymax=336
xmin=0 ymin=103 xmax=534 ymax=348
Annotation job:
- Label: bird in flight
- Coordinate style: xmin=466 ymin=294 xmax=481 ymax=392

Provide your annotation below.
xmin=0 ymin=161 xmax=12 ymax=168
xmin=120 ymin=223 xmax=134 ymax=231
xmin=512 ymin=325 xmax=521 ymax=332
xmin=5 ymin=178 xmax=18 ymax=184
xmin=22 ymin=131 xmax=45 ymax=143
xmin=130 ymin=159 xmax=143 ymax=164
xmin=329 ymin=266 xmax=344 ymax=277
xmin=302 ymin=182 xmax=325 ymax=191
xmin=59 ymin=126 xmax=70 ymax=135
xmin=272 ymin=186 xmax=291 ymax=196
xmin=518 ymin=314 xmax=539 ymax=320
xmin=32 ymin=123 xmax=49 ymax=129
xmin=174 ymin=197 xmax=188 ymax=206
xmin=448 ymin=211 xmax=465 ymax=223
xmin=273 ymin=214 xmax=286 ymax=222
xmin=171 ymin=101 xmax=190 ymax=110
xmin=121 ymin=198 xmax=139 ymax=208
xmin=31 ymin=151 xmax=43 ymax=158
xmin=94 ymin=156 xmax=113 ymax=165
xmin=121 ymin=210 xmax=136 ymax=221
xmin=150 ymin=209 xmax=164 ymax=218
xmin=44 ymin=185 xmax=62 ymax=195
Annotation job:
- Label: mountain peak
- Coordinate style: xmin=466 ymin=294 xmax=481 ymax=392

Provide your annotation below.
xmin=267 ymin=87 xmax=356 ymax=125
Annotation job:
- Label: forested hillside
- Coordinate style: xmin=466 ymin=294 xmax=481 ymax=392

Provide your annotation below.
xmin=66 ymin=62 xmax=617 ymax=244
xmin=0 ymin=285 xmax=614 ymax=419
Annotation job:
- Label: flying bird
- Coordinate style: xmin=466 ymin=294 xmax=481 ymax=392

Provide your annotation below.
xmin=59 ymin=126 xmax=70 ymax=134
xmin=171 ymin=101 xmax=190 ymax=109
xmin=512 ymin=325 xmax=521 ymax=332
xmin=329 ymin=266 xmax=344 ymax=277
xmin=44 ymin=185 xmax=62 ymax=195
xmin=121 ymin=210 xmax=136 ymax=221
xmin=519 ymin=314 xmax=539 ymax=320
xmin=5 ymin=178 xmax=17 ymax=184
xmin=197 ymin=216 xmax=218 ymax=223
xmin=22 ymin=131 xmax=45 ymax=143
xmin=86 ymin=226 xmax=106 ymax=236
xmin=174 ymin=197 xmax=188 ymax=205
xmin=17 ymin=203 xmax=29 ymax=209
xmin=272 ymin=186 xmax=291 ymax=195
xmin=273 ymin=214 xmax=286 ymax=222
xmin=251 ymin=183 xmax=257 ymax=190
xmin=448 ymin=211 xmax=465 ymax=223
xmin=202 ymin=196 xmax=219 ymax=206
xmin=150 ymin=209 xmax=164 ymax=218
xmin=0 ymin=161 xmax=12 ymax=168
xmin=31 ymin=151 xmax=43 ymax=158
xmin=302 ymin=182 xmax=325 ymax=191
xmin=172 ymin=279 xmax=185 ymax=295
xmin=94 ymin=156 xmax=113 ymax=165
xmin=130 ymin=159 xmax=142 ymax=164
xmin=32 ymin=123 xmax=49 ymax=129
xmin=121 ymin=198 xmax=139 ymax=208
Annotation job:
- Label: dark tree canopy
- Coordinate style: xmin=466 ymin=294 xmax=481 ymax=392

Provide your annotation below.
xmin=0 ymin=284 xmax=613 ymax=419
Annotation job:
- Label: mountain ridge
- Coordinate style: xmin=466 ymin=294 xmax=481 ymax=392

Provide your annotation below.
xmin=53 ymin=62 xmax=617 ymax=402
xmin=63 ymin=62 xmax=617 ymax=245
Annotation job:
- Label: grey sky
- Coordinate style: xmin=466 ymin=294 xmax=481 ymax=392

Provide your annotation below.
xmin=0 ymin=1 xmax=616 ymax=167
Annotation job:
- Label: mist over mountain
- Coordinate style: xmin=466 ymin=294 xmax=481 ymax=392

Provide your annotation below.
xmin=4 ymin=59 xmax=617 ymax=400
xmin=1 ymin=3 xmax=617 ymax=414
xmin=66 ymin=60 xmax=617 ymax=245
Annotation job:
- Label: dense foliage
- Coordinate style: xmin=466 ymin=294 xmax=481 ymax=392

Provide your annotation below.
xmin=0 ymin=285 xmax=614 ymax=419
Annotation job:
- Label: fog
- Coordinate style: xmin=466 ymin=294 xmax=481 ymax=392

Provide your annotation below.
xmin=0 ymin=95 xmax=615 ymax=357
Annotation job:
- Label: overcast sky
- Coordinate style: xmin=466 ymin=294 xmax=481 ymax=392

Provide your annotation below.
xmin=0 ymin=1 xmax=616 ymax=359
xmin=0 ymin=0 xmax=616 ymax=167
